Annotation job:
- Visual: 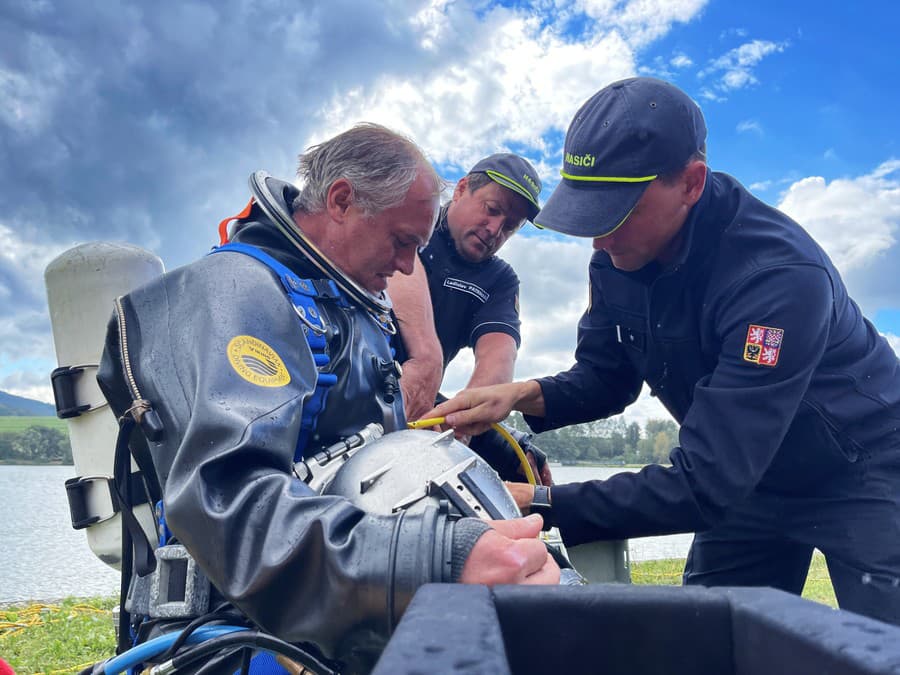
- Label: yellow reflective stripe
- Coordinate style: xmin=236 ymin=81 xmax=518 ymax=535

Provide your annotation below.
xmin=595 ymin=205 xmax=637 ymax=238
xmin=560 ymin=171 xmax=657 ymax=183
xmin=485 ymin=170 xmax=540 ymax=207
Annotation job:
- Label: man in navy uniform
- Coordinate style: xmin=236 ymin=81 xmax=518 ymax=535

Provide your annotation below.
xmin=428 ymin=78 xmax=900 ymax=625
xmin=390 ymin=153 xmax=553 ymax=484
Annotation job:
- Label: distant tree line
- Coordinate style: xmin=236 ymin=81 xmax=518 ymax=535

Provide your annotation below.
xmin=0 ymin=425 xmax=72 ymax=463
xmin=505 ymin=413 xmax=679 ymax=465
xmin=0 ymin=415 xmax=679 ymax=467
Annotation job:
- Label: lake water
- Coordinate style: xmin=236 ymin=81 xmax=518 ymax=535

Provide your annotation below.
xmin=1 ymin=465 xmax=121 ymax=604
xmin=0 ymin=465 xmax=693 ymax=604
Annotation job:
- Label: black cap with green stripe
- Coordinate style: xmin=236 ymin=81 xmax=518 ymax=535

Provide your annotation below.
xmin=536 ymin=77 xmax=707 ymax=238
xmin=470 ymin=153 xmax=542 ymax=221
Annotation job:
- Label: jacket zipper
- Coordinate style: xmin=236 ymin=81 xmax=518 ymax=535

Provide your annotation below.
xmin=114 ymin=296 xmax=164 ymax=441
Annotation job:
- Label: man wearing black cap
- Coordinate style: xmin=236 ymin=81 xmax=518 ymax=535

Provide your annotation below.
xmin=428 ymin=77 xmax=900 ymax=625
xmin=391 ymin=153 xmax=553 ymax=484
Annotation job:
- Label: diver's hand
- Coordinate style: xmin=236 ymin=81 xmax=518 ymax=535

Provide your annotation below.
xmin=424 ymin=381 xmax=543 ymax=437
xmin=459 ymin=514 xmax=559 ymax=585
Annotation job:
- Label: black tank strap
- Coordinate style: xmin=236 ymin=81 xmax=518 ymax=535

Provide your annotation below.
xmin=113 ymin=416 xmax=157 ymax=577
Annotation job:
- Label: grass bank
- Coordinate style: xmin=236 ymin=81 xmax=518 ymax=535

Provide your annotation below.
xmin=1 ymin=555 xmax=836 ymax=673
xmin=0 ymin=417 xmax=67 ymax=434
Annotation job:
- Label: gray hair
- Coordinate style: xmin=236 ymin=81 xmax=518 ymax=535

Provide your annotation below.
xmin=293 ymin=123 xmax=439 ymax=215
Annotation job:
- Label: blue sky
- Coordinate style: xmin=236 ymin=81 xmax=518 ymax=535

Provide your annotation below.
xmin=1 ymin=0 xmax=898 ymax=423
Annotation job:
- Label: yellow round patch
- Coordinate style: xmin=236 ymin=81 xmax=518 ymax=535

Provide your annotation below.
xmin=227 ymin=335 xmax=291 ymax=387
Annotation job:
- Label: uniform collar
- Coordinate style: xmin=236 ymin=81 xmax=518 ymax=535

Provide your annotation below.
xmin=666 ymin=168 xmax=716 ymax=269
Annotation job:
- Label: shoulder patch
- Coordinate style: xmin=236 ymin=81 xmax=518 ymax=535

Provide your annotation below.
xmin=227 ymin=335 xmax=291 ymax=387
xmin=743 ymin=324 xmax=784 ymax=367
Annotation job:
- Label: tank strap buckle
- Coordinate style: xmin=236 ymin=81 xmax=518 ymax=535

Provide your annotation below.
xmin=64 ymin=471 xmax=151 ymax=530
xmin=51 ymin=364 xmax=109 ymax=419
xmin=65 ymin=474 xmax=118 ymax=529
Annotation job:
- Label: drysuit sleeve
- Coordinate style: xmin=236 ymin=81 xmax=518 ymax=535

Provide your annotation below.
xmin=525 ymin=260 xmax=644 ymax=432
xmin=550 ymin=263 xmax=837 ymax=544
xmin=97 ymin=253 xmax=466 ymax=666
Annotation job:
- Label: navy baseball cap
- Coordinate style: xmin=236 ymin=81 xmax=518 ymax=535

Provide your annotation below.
xmin=535 ymin=77 xmax=707 ymax=238
xmin=469 ymin=153 xmax=542 ymax=221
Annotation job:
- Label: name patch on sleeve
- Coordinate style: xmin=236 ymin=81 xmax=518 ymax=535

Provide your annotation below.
xmin=743 ymin=324 xmax=784 ymax=367
xmin=443 ymin=277 xmax=489 ymax=303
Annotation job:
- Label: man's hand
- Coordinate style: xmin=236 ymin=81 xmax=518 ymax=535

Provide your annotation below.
xmin=459 ymin=515 xmax=559 ymax=585
xmin=504 ymin=482 xmax=536 ymax=511
xmin=424 ymin=381 xmax=537 ymax=437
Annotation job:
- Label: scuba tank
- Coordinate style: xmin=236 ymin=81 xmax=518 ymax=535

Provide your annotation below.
xmin=44 ymin=242 xmax=164 ymax=568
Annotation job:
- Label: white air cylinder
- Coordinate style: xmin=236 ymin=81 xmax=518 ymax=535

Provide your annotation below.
xmin=45 ymin=242 xmax=164 ymax=568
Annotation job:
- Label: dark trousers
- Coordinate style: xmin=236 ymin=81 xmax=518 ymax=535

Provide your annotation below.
xmin=683 ymin=448 xmax=900 ymax=626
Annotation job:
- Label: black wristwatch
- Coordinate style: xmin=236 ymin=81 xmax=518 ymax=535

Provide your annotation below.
xmin=530 ymin=484 xmax=553 ymax=529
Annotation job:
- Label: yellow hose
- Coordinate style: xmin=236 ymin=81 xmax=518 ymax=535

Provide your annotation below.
xmin=406 ymin=417 xmax=446 ymax=429
xmin=407 ymin=417 xmax=536 ymax=485
xmin=490 ymin=422 xmax=537 ymax=486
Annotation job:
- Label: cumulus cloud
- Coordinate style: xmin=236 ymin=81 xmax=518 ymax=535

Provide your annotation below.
xmin=3 ymin=0 xmax=892 ymax=433
xmin=306 ymin=8 xmax=639 ymax=172
xmin=6 ymin=0 xmax=718 ymax=402
xmin=777 ymin=160 xmax=900 ymax=274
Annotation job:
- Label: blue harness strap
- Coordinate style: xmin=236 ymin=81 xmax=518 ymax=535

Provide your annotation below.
xmin=209 ymin=242 xmax=340 ymax=461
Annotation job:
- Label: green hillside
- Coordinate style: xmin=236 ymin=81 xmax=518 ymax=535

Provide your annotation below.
xmin=0 ymin=389 xmax=56 ymax=416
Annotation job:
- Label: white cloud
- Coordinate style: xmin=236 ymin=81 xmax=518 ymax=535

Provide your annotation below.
xmin=302 ymin=0 xmax=711 ymax=172
xmin=589 ymin=0 xmax=710 ymax=49
xmin=670 ymin=52 xmax=693 ymax=68
xmin=776 ymin=160 xmax=900 ymax=274
xmin=736 ymin=119 xmax=763 ymax=135
xmin=699 ymin=39 xmax=788 ymax=93
xmin=0 ymin=222 xmax=78 ymax=401
xmin=306 ymin=9 xmax=640 ymax=172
